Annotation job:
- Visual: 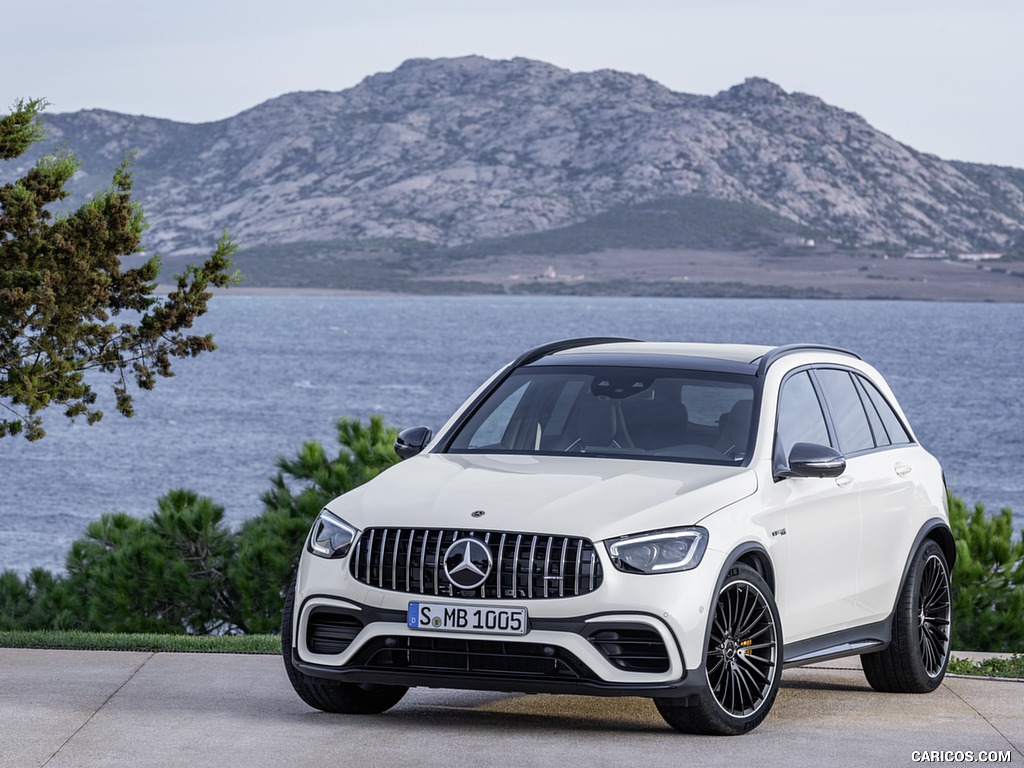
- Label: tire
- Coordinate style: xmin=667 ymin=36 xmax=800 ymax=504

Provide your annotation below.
xmin=862 ymin=539 xmax=951 ymax=693
xmin=655 ymin=564 xmax=782 ymax=735
xmin=281 ymin=579 xmax=408 ymax=714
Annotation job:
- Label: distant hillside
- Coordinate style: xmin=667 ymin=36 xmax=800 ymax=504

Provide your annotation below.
xmin=4 ymin=56 xmax=1024 ymax=264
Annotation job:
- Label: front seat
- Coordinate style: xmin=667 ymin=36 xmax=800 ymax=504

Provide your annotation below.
xmin=715 ymin=399 xmax=753 ymax=456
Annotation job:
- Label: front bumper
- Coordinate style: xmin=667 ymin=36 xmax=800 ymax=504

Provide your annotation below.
xmin=291 ymin=598 xmax=706 ymax=700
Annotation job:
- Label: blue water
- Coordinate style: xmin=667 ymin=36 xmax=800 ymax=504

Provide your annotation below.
xmin=2 ymin=295 xmax=1022 ymax=576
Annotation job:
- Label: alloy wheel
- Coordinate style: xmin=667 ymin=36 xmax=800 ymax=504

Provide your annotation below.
xmin=707 ymin=579 xmax=779 ymax=716
xmin=918 ymin=553 xmax=952 ymax=678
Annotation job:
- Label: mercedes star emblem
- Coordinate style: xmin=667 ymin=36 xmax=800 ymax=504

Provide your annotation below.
xmin=443 ymin=537 xmax=493 ymax=590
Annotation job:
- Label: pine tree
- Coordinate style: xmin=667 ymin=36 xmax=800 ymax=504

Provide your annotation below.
xmin=1 ymin=99 xmax=238 ymax=439
xmin=63 ymin=491 xmax=238 ymax=634
xmin=949 ymin=494 xmax=1024 ymax=652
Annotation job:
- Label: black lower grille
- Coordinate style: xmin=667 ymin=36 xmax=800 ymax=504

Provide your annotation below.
xmin=351 ymin=527 xmax=603 ymax=600
xmin=588 ymin=627 xmax=671 ymax=673
xmin=307 ymin=612 xmax=363 ymax=655
xmin=352 ymin=636 xmax=596 ymax=680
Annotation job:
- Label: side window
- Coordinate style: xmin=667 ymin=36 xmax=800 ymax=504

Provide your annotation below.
xmin=776 ymin=371 xmax=830 ymax=459
xmin=815 ymin=369 xmax=875 ymax=454
xmin=856 ymin=375 xmax=890 ymax=447
xmin=857 ymin=375 xmax=913 ymax=445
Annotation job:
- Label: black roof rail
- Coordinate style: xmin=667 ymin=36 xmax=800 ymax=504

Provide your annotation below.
xmin=755 ymin=344 xmax=861 ymax=377
xmin=511 ymin=337 xmax=642 ymax=368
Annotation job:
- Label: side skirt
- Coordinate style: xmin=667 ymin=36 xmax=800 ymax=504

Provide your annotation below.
xmin=782 ymin=616 xmax=892 ymax=668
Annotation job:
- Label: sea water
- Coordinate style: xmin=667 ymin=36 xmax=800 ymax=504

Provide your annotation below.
xmin=2 ymin=295 xmax=1021 ymax=575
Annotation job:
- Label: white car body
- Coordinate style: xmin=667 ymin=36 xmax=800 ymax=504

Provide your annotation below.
xmin=283 ymin=339 xmax=954 ymax=735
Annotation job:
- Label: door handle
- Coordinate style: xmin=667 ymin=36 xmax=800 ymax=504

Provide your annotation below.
xmin=895 ymin=464 xmax=912 ymax=478
xmin=835 ymin=475 xmax=855 ymax=488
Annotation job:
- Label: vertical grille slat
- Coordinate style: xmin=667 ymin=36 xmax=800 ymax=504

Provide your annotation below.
xmin=512 ymin=535 xmax=522 ymax=596
xmin=405 ymin=529 xmax=414 ymax=593
xmin=480 ymin=532 xmax=491 ymax=599
xmin=527 ymin=537 xmax=538 ymax=598
xmin=364 ymin=529 xmax=375 ymax=584
xmin=559 ymin=537 xmax=568 ymax=598
xmin=419 ymin=530 xmax=429 ymax=593
xmin=432 ymin=531 xmax=443 ymax=596
xmin=574 ymin=539 xmax=583 ymax=596
xmin=378 ymin=529 xmax=388 ymax=588
xmin=542 ymin=537 xmax=553 ymax=598
xmin=391 ymin=529 xmax=400 ymax=590
xmin=496 ymin=533 xmax=506 ymax=598
xmin=352 ymin=527 xmax=603 ymax=600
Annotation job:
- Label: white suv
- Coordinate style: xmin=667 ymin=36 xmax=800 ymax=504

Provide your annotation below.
xmin=282 ymin=338 xmax=954 ymax=735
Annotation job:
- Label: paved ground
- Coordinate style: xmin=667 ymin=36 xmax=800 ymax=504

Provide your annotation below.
xmin=1 ymin=648 xmax=1020 ymax=768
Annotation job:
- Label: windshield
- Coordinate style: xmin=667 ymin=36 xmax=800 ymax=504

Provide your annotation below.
xmin=447 ymin=365 xmax=756 ymax=465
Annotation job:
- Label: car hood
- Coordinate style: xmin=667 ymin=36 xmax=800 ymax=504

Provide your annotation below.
xmin=327 ymin=453 xmax=757 ymax=541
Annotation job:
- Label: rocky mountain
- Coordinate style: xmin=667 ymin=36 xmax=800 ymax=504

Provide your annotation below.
xmin=6 ymin=56 xmax=1024 ymax=259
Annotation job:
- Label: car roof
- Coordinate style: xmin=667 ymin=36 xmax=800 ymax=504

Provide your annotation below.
xmin=517 ymin=339 xmax=860 ymax=377
xmin=553 ymin=341 xmax=773 ymax=364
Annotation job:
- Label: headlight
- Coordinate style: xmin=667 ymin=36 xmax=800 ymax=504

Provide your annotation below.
xmin=605 ymin=527 xmax=708 ymax=574
xmin=307 ymin=509 xmax=358 ymax=559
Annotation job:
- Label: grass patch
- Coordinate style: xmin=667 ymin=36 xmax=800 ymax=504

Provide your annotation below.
xmin=948 ymin=654 xmax=1024 ymax=679
xmin=0 ymin=630 xmax=281 ymax=654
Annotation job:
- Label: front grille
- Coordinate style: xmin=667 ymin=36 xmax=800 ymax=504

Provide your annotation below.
xmin=352 ymin=636 xmax=596 ymax=680
xmin=307 ymin=612 xmax=363 ymax=655
xmin=588 ymin=627 xmax=671 ymax=673
xmin=351 ymin=528 xmax=603 ymax=599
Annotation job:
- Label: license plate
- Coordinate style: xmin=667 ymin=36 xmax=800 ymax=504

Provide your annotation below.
xmin=407 ymin=601 xmax=528 ymax=635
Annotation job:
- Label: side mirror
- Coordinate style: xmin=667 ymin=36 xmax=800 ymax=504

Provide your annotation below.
xmin=777 ymin=442 xmax=846 ymax=479
xmin=394 ymin=426 xmax=433 ymax=460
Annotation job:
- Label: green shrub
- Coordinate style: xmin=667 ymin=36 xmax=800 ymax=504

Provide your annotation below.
xmin=0 ymin=568 xmax=78 ymax=631
xmin=0 ymin=570 xmax=31 ymax=630
xmin=59 ymin=491 xmax=237 ymax=634
xmin=949 ymin=494 xmax=1024 ymax=652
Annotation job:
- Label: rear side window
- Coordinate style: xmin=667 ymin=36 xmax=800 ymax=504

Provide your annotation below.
xmin=815 ymin=369 xmax=875 ymax=454
xmin=856 ymin=375 xmax=913 ymax=445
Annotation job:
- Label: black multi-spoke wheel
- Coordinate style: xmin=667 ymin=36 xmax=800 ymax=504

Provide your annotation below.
xmin=918 ymin=552 xmax=952 ymax=677
xmin=707 ymin=575 xmax=780 ymax=717
xmin=862 ymin=539 xmax=951 ymax=693
xmin=656 ymin=564 xmax=782 ymax=735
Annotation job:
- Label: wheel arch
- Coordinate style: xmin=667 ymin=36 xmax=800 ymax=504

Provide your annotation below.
xmin=727 ymin=541 xmax=777 ymax=596
xmin=697 ymin=541 xmax=779 ymax=654
xmin=888 ymin=518 xmax=956 ymax=618
xmin=924 ymin=521 xmax=956 ymax=572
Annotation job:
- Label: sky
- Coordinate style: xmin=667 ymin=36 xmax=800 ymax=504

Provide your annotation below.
xmin=4 ymin=0 xmax=1022 ymax=168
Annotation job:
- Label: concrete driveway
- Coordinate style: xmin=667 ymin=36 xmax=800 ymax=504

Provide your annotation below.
xmin=1 ymin=648 xmax=1020 ymax=768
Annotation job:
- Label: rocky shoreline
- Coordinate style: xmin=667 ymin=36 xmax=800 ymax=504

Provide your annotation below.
xmin=177 ymin=246 xmax=1024 ymax=302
